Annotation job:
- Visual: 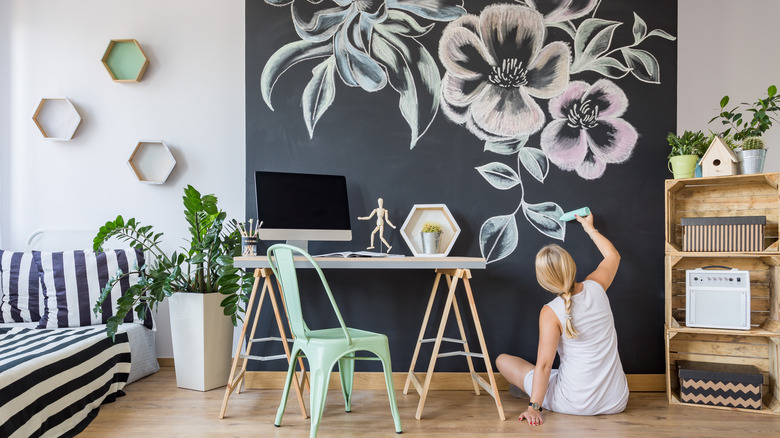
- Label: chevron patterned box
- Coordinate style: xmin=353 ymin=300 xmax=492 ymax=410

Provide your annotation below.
xmin=678 ymin=361 xmax=763 ymax=410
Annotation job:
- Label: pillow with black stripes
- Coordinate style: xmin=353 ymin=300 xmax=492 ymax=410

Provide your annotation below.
xmin=0 ymin=250 xmax=44 ymax=323
xmin=35 ymin=249 xmax=154 ymax=329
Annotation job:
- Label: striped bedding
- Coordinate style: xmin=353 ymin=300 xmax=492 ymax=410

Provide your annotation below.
xmin=0 ymin=326 xmax=131 ymax=438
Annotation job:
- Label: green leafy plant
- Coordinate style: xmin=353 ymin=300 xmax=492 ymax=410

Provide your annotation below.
xmin=706 ymin=131 xmax=738 ymax=150
xmin=93 ymin=185 xmax=252 ymax=338
xmin=421 ymin=222 xmax=443 ymax=233
xmin=710 ymin=85 xmax=780 ymax=141
xmin=667 ymin=130 xmax=709 ymax=158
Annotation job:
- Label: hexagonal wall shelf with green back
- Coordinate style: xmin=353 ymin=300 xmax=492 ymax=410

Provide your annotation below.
xmin=128 ymin=140 xmax=176 ymax=184
xmin=32 ymin=97 xmax=82 ymax=140
xmin=102 ymin=39 xmax=150 ymax=82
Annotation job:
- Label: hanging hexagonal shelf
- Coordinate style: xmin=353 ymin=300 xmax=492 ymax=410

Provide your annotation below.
xmin=32 ymin=97 xmax=82 ymax=140
xmin=102 ymin=39 xmax=150 ymax=82
xmin=400 ymin=204 xmax=461 ymax=257
xmin=128 ymin=140 xmax=176 ymax=184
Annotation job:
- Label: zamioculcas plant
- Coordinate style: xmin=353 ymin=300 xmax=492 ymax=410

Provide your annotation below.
xmin=93 ymin=185 xmax=252 ymax=337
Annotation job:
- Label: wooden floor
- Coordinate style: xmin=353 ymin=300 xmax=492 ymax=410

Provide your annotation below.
xmin=81 ymin=368 xmax=780 ymax=437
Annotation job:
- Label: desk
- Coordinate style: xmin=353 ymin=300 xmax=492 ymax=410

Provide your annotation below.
xmin=220 ymin=256 xmax=505 ymax=421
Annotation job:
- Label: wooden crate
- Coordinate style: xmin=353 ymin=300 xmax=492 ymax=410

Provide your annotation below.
xmin=666 ymin=174 xmax=780 ymax=253
xmin=666 ymin=256 xmax=779 ymax=332
xmin=666 ymin=330 xmax=780 ymax=414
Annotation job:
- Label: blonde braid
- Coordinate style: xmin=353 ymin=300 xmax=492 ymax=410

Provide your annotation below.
xmin=535 ymin=244 xmax=579 ymax=339
xmin=560 ymin=287 xmax=578 ymax=339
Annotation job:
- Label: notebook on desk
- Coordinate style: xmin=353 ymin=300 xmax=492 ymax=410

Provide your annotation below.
xmin=314 ymin=251 xmax=405 ymax=258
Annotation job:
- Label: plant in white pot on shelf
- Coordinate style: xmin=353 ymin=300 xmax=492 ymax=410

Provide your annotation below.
xmin=93 ymin=185 xmax=251 ymax=391
xmin=666 ymin=130 xmax=709 ymax=179
xmin=420 ymin=222 xmax=443 ymax=255
xmin=710 ymin=85 xmax=780 ymax=174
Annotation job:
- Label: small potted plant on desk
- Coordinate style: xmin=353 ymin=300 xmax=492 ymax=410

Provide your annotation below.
xmin=667 ymin=130 xmax=709 ymax=179
xmin=93 ymin=185 xmax=252 ymax=391
xmin=420 ymin=222 xmax=443 ymax=254
xmin=710 ymin=84 xmax=780 ymax=174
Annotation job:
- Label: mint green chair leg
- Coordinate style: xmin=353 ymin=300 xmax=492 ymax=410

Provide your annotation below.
xmin=377 ymin=344 xmax=402 ymax=434
xmin=308 ymin=358 xmax=334 ymax=438
xmin=338 ymin=352 xmax=356 ymax=412
xmin=274 ymin=346 xmax=301 ymax=427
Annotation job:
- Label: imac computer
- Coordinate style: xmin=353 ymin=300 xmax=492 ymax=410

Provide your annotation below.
xmin=254 ymin=170 xmax=352 ymax=252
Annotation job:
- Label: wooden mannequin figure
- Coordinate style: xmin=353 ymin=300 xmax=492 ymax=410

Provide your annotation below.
xmin=358 ymin=198 xmax=396 ymax=253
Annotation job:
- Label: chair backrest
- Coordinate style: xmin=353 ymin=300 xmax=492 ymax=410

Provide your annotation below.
xmin=267 ymin=244 xmax=352 ymax=345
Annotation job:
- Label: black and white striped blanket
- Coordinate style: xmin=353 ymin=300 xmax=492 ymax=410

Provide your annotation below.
xmin=0 ymin=326 xmax=131 ymax=438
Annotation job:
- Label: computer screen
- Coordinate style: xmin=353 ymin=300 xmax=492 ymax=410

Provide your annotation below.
xmin=254 ymin=171 xmax=352 ymax=251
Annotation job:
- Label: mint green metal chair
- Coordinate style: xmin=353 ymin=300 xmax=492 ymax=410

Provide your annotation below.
xmin=267 ymin=244 xmax=402 ymax=437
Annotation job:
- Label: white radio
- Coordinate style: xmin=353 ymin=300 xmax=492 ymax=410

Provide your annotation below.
xmin=686 ymin=268 xmax=751 ymax=330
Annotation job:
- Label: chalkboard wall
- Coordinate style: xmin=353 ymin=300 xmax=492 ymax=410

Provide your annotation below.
xmin=246 ymin=0 xmax=678 ymax=373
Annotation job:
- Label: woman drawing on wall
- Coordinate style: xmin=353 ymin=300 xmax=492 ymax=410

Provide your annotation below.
xmin=496 ymin=211 xmax=628 ymax=426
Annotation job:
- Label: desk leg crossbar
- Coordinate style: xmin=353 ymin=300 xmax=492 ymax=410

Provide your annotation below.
xmin=219 ymin=268 xmax=309 ymax=419
xmin=403 ymin=268 xmax=505 ymax=421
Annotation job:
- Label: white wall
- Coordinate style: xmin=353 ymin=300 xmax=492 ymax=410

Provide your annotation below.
xmin=0 ymin=0 xmax=10 ymax=248
xmin=678 ymin=0 xmax=780 ymax=172
xmin=3 ymin=0 xmax=245 ymax=357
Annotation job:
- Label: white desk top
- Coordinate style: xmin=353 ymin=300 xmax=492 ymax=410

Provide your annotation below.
xmin=234 ymin=256 xmax=487 ymax=270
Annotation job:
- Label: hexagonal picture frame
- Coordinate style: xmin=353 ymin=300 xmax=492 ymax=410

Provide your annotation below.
xmin=400 ymin=204 xmax=461 ymax=257
xmin=102 ymin=39 xmax=150 ymax=82
xmin=32 ymin=97 xmax=82 ymax=141
xmin=128 ymin=140 xmax=176 ymax=184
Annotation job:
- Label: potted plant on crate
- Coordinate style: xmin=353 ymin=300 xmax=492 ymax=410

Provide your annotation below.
xmin=667 ymin=130 xmax=709 ymax=179
xmin=710 ymin=85 xmax=780 ymax=174
xmin=93 ymin=185 xmax=251 ymax=391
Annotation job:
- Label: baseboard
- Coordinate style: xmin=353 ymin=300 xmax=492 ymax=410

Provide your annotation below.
xmin=158 ymin=358 xmax=175 ymax=367
xmin=240 ymin=371 xmax=665 ymax=392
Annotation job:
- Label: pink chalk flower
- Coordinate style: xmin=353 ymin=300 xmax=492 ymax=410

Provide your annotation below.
xmin=540 ymin=79 xmax=638 ymax=180
xmin=438 ymin=4 xmax=570 ymax=142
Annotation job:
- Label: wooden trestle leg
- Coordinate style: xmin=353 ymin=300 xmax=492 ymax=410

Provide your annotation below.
xmin=219 ymin=268 xmax=308 ymax=419
xmin=404 ymin=268 xmax=505 ymax=421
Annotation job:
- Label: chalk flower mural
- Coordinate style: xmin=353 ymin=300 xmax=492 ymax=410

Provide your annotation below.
xmin=261 ymin=0 xmax=467 ymax=147
xmin=259 ymin=0 xmax=675 ymax=264
xmin=438 ymin=5 xmax=570 ymax=142
xmin=540 ymin=79 xmax=638 ymax=180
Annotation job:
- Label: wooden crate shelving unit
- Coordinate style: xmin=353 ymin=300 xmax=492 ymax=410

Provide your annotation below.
xmin=665 ymin=173 xmax=780 ymax=415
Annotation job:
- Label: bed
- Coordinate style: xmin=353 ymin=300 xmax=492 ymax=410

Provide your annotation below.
xmin=0 ymin=230 xmax=159 ymax=437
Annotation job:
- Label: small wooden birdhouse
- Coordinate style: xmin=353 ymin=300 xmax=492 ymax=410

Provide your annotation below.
xmin=700 ymin=136 xmax=739 ymax=177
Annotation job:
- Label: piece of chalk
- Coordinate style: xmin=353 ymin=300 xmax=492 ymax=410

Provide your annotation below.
xmin=559 ymin=207 xmax=591 ymax=222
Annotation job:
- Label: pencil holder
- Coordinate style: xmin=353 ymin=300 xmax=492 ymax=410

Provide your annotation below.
xmin=241 ymin=236 xmax=258 ymax=256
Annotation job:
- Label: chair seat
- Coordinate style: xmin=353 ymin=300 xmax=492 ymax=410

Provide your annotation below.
xmin=305 ymin=327 xmax=386 ymax=342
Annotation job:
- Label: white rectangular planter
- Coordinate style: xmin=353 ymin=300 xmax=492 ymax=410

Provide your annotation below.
xmin=169 ymin=292 xmax=233 ymax=391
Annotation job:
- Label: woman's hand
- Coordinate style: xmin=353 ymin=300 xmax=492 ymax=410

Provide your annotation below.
xmin=575 ymin=211 xmax=596 ymax=234
xmin=519 ymin=406 xmax=543 ymax=426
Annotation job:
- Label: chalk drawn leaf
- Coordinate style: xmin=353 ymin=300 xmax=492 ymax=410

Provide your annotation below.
xmin=480 ymin=214 xmax=519 ymax=264
xmin=522 ymin=201 xmax=565 ymax=240
xmin=475 ymin=162 xmax=521 ymax=190
xmin=632 ymin=12 xmax=647 ymax=44
xmin=571 ymin=19 xmax=621 ymax=73
xmin=376 ymin=10 xmax=435 ymax=38
xmin=334 ymin=20 xmax=387 ymax=91
xmin=373 ymin=24 xmax=440 ymax=149
xmin=484 ymin=137 xmax=528 ymax=155
xmin=387 ymin=0 xmax=467 ymax=22
xmin=647 ymin=29 xmax=676 ymax=41
xmin=583 ymin=57 xmax=632 ymax=79
xmin=261 ymin=40 xmax=333 ymax=110
xmin=518 ymin=147 xmax=549 ymax=183
xmin=621 ymin=48 xmax=661 ymax=84
xmin=302 ymin=56 xmax=337 ymax=139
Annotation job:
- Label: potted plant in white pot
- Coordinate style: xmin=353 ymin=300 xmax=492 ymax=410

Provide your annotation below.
xmin=93 ymin=185 xmax=251 ymax=391
xmin=667 ymin=130 xmax=709 ymax=179
xmin=710 ymin=84 xmax=780 ymax=174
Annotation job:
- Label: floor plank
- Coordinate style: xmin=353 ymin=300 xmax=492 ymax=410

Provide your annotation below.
xmin=80 ymin=368 xmax=780 ymax=437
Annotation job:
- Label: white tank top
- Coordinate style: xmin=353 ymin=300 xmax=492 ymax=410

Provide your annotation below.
xmin=544 ymin=280 xmax=628 ymax=415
